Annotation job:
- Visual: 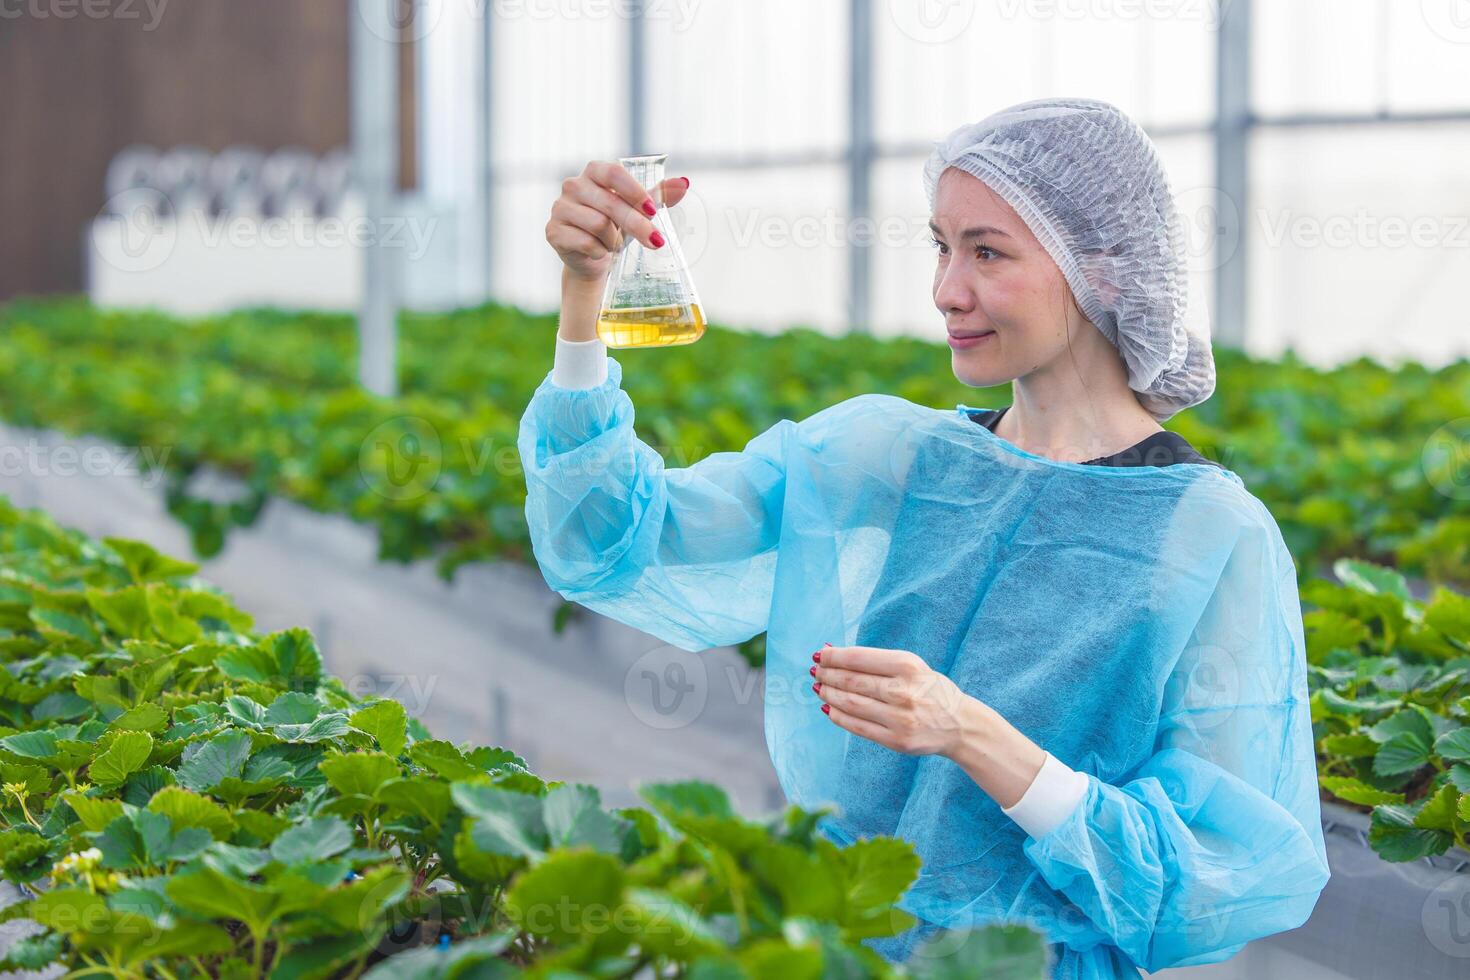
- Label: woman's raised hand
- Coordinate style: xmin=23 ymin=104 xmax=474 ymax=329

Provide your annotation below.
xmin=546 ymin=160 xmax=691 ymax=284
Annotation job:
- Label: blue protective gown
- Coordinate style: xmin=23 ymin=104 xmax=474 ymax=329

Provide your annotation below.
xmin=517 ymin=355 xmax=1331 ymax=979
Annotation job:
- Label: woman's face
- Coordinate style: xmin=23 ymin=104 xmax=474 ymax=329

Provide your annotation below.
xmin=929 ymin=167 xmax=1087 ymax=388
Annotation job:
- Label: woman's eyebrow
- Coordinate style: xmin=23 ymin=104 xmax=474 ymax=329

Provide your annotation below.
xmin=927 ymin=221 xmax=1012 ymax=240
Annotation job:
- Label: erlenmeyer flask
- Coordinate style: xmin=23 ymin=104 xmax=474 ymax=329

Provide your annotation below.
xmin=597 ymin=153 xmax=705 ymax=348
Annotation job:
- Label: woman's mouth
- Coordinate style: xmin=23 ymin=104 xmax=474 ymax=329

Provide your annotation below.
xmin=947 ymin=330 xmax=996 ymax=350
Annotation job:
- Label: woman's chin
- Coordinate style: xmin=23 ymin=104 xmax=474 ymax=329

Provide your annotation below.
xmin=951 ymin=355 xmax=1008 ymax=389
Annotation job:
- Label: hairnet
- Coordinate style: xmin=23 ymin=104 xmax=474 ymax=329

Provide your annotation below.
xmin=922 ymin=97 xmax=1216 ymax=422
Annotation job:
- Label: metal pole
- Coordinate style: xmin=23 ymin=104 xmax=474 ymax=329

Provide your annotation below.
xmin=1213 ymin=0 xmax=1251 ymax=350
xmin=848 ymin=0 xmax=874 ymax=335
xmin=628 ymin=0 xmax=646 ymax=156
xmin=480 ymin=2 xmax=495 ymax=303
xmin=352 ymin=0 xmax=400 ymax=397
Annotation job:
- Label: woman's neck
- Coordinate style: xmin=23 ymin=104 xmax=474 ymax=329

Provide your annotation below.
xmin=992 ymin=386 xmax=1163 ymax=465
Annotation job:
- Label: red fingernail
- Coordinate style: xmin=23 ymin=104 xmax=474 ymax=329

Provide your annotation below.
xmin=679 ymin=176 xmax=690 ymax=188
xmin=812 ymin=651 xmax=821 ymax=663
xmin=809 ymin=665 xmax=817 ymax=676
xmin=812 ymin=682 xmax=820 ymax=694
xmin=821 ymin=704 xmax=831 ymax=714
xmin=642 ymin=199 xmax=656 ymax=217
xmin=650 ymin=230 xmax=665 ymax=248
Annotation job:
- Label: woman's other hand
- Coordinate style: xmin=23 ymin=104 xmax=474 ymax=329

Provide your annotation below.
xmin=546 ymin=160 xmax=691 ymax=284
xmin=812 ymin=643 xmax=1047 ymax=808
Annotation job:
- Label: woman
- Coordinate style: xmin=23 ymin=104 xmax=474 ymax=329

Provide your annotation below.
xmin=519 ymin=98 xmax=1331 ymax=979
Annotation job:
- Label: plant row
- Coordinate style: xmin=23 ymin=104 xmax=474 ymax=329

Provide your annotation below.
xmin=0 ymin=298 xmax=1465 ymax=593
xmin=1308 ymin=559 xmax=1470 ymax=859
xmin=0 ymin=495 xmax=1045 ymax=978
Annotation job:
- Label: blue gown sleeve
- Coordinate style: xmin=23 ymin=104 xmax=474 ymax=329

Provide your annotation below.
xmin=517 ymin=354 xmax=903 ymax=653
xmin=1018 ymin=500 xmax=1331 ymax=971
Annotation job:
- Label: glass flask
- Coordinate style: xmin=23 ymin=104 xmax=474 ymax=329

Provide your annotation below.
xmin=597 ymin=153 xmax=705 ymax=348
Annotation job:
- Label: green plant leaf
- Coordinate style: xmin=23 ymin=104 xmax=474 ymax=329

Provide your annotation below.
xmin=0 ymin=730 xmax=60 ymax=762
xmin=839 ymin=836 xmax=921 ymax=913
xmin=750 ymin=841 xmax=843 ymax=920
xmin=350 ymin=699 xmax=408 ymax=757
xmin=274 ymin=712 xmax=351 ymax=743
xmin=506 ymin=849 xmax=625 ymax=944
xmin=318 ymin=750 xmax=400 ymax=798
xmin=269 ymin=930 xmax=384 ymax=980
xmin=1368 ymin=707 xmax=1435 ymax=745
xmin=1369 ymin=804 xmax=1453 ymax=862
xmin=639 ymin=781 xmax=736 ymax=822
xmin=270 ymin=816 xmax=355 ymax=866
xmin=1321 ymin=733 xmax=1379 ymax=757
xmin=376 ymin=776 xmax=450 ymax=830
xmin=908 ymin=923 xmax=1051 ymax=980
xmin=1320 ymin=776 xmax=1405 ymax=807
xmin=104 ymin=537 xmax=199 ymax=583
xmin=542 ymin=784 xmax=632 ymax=855
xmin=146 ymin=786 xmax=236 ymax=840
xmin=214 ymin=645 xmax=278 ymax=684
xmin=63 ymin=793 xmax=125 ymax=833
xmin=1373 ymin=732 xmax=1433 ymax=776
xmin=29 ymin=608 xmax=98 ymax=644
xmin=166 ymin=864 xmax=321 ymax=936
xmin=264 ymin=691 xmax=321 ymax=726
xmin=145 ymin=584 xmax=204 ymax=646
xmin=1425 ymin=587 xmax=1470 ymax=640
xmin=224 ymin=694 xmax=268 ymax=729
xmin=107 ymin=702 xmax=169 ymax=734
xmin=409 ymin=740 xmax=480 ymax=781
xmin=91 ymin=809 xmax=211 ymax=869
xmin=452 ymin=783 xmax=547 ymax=858
xmin=85 ymin=586 xmax=152 ymax=639
xmin=733 ymin=940 xmax=822 ymax=980
xmin=1413 ymin=784 xmax=1462 ymax=833
xmin=1334 ymin=559 xmax=1411 ymax=603
xmin=176 ymin=729 xmax=253 ymax=792
xmin=89 ymin=731 xmax=154 ymax=787
xmin=1434 ymin=727 xmax=1470 ymax=763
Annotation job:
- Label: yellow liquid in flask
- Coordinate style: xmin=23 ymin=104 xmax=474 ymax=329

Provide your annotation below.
xmin=596 ymin=303 xmax=707 ymax=348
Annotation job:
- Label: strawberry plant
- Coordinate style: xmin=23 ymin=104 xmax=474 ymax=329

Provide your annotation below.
xmin=0 ymin=495 xmax=1047 ymax=978
xmin=0 ymin=297 xmax=1466 ymax=676
xmin=1 ymin=298 xmax=1467 ymax=587
xmin=1309 ymin=559 xmax=1470 ymax=860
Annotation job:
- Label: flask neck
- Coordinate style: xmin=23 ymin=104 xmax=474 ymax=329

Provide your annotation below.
xmin=619 ymin=154 xmax=667 ymax=201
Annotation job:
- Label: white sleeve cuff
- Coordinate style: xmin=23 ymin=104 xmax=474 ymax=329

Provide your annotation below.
xmin=551 ymin=333 xmax=609 ymax=389
xmin=1001 ymin=752 xmax=1089 ymax=840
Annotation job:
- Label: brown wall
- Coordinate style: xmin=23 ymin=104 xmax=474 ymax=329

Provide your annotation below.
xmin=0 ymin=0 xmax=415 ymax=301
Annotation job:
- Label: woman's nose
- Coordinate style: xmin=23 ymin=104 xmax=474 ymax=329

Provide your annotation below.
xmin=933 ymin=262 xmax=975 ymax=314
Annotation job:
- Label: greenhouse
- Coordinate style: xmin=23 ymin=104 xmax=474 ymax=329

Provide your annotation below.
xmin=0 ymin=2 xmax=1468 ymax=978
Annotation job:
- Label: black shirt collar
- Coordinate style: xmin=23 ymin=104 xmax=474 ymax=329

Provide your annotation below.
xmin=965 ymin=406 xmax=1221 ymax=470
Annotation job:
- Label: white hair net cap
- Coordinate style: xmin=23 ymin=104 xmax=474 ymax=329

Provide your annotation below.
xmin=922 ymin=97 xmax=1215 ymax=422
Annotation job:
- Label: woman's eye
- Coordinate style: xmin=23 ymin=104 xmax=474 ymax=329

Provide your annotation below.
xmin=976 ymin=245 xmax=999 ymax=261
xmin=928 ymin=236 xmax=949 ymax=255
